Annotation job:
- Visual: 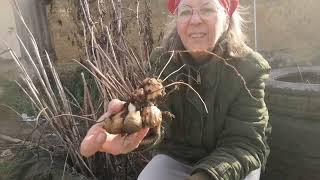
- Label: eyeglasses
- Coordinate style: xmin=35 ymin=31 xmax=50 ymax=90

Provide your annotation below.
xmin=176 ymin=3 xmax=220 ymax=23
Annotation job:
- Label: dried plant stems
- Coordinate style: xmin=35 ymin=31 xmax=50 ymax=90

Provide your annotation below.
xmin=9 ymin=1 xmax=97 ymax=177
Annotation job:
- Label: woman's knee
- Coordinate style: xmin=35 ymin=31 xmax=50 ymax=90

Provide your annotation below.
xmin=243 ymin=168 xmax=261 ymax=180
xmin=138 ymin=154 xmax=191 ymax=180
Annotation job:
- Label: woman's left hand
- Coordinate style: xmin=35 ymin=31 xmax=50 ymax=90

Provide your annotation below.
xmin=80 ymin=117 xmax=149 ymax=156
xmin=186 ymin=171 xmax=212 ymax=180
xmin=80 ymin=99 xmax=149 ymax=157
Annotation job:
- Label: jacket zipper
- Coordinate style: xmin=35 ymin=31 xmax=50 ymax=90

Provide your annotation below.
xmin=196 ymin=70 xmax=201 ymax=84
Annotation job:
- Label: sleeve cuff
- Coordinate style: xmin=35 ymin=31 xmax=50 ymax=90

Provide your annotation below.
xmin=192 ymin=164 xmax=221 ymax=180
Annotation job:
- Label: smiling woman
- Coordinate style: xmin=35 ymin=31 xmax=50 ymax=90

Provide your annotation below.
xmin=138 ymin=0 xmax=270 ymax=179
xmin=79 ymin=0 xmax=271 ymax=180
xmin=176 ymin=1 xmax=227 ymax=61
xmin=163 ymin=0 xmax=249 ymax=61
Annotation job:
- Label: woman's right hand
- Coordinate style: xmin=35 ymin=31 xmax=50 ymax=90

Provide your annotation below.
xmin=80 ymin=99 xmax=149 ymax=157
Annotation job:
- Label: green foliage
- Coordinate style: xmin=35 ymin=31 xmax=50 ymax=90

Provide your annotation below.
xmin=0 ymin=64 xmax=101 ymax=117
xmin=62 ymin=65 xmax=102 ymax=114
xmin=0 ymin=80 xmax=35 ymax=116
xmin=0 ymin=160 xmax=10 ymax=180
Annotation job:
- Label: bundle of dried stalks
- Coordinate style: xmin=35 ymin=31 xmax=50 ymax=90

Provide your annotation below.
xmin=77 ymin=0 xmax=154 ymax=111
xmin=76 ymin=0 xmax=158 ymax=178
xmin=8 ymin=1 xmax=97 ymax=178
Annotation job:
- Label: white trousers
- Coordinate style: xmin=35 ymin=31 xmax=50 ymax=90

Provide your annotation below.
xmin=138 ymin=154 xmax=261 ymax=180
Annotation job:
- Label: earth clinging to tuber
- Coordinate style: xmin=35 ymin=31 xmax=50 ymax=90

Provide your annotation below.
xmin=103 ymin=78 xmax=173 ymax=141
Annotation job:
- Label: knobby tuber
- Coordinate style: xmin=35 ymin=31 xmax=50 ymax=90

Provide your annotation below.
xmin=102 ymin=78 xmax=174 ymax=146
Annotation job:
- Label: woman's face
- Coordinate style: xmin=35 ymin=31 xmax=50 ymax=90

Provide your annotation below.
xmin=176 ymin=0 xmax=227 ymax=59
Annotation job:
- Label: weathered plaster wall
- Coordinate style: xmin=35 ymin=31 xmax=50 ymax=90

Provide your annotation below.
xmin=0 ymin=0 xmax=20 ymax=59
xmin=47 ymin=0 xmax=83 ymax=63
xmin=48 ymin=0 xmax=320 ymax=67
xmin=46 ymin=0 xmax=169 ymax=63
xmin=248 ymin=0 xmax=320 ymax=66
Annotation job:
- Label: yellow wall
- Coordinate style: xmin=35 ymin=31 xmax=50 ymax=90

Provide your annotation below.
xmin=48 ymin=0 xmax=319 ymax=66
xmin=0 ymin=0 xmax=20 ymax=59
xmin=47 ymin=0 xmax=83 ymax=63
xmin=247 ymin=0 xmax=319 ymax=66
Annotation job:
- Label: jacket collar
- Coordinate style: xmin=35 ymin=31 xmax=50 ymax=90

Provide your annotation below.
xmin=176 ymin=51 xmax=222 ymax=88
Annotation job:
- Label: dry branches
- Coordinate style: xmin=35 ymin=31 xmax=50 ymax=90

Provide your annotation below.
xmin=9 ymin=0 xmax=157 ymax=179
xmin=10 ymin=1 xmax=94 ymax=177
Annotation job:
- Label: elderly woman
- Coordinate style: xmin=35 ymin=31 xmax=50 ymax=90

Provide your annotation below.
xmin=80 ymin=0 xmax=271 ymax=179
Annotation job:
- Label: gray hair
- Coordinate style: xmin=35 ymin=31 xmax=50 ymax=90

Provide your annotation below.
xmin=161 ymin=6 xmax=250 ymax=58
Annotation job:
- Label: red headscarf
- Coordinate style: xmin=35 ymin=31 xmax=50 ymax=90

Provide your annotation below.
xmin=167 ymin=0 xmax=239 ymax=17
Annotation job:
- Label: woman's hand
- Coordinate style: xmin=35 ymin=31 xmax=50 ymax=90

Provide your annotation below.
xmin=186 ymin=171 xmax=211 ymax=180
xmin=80 ymin=99 xmax=149 ymax=157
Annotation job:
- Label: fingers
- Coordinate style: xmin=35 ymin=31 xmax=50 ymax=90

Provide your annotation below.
xmin=121 ymin=128 xmax=149 ymax=154
xmin=107 ymin=99 xmax=125 ymax=115
xmin=100 ymin=128 xmax=149 ymax=155
xmin=99 ymin=133 xmax=120 ymax=154
xmin=86 ymin=123 xmax=105 ymax=134
xmin=133 ymin=128 xmax=150 ymax=141
xmin=97 ymin=99 xmax=125 ymax=123
xmin=80 ymin=126 xmax=107 ymax=157
xmin=81 ymin=99 xmax=148 ymax=157
xmin=80 ymin=99 xmax=125 ymax=157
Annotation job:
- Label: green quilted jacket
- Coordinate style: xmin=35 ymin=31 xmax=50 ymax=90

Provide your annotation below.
xmin=149 ymin=47 xmax=271 ymax=180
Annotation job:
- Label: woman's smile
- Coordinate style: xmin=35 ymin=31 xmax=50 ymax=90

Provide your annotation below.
xmin=189 ymin=32 xmax=207 ymax=38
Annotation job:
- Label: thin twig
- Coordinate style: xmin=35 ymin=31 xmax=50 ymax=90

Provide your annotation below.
xmin=165 ymin=81 xmax=208 ymax=113
xmin=61 ymin=150 xmax=69 ymax=180
xmin=162 ymin=64 xmax=186 ymax=82
xmin=0 ymin=104 xmax=23 ymax=118
xmin=157 ymin=50 xmax=175 ymax=80
xmin=50 ymin=114 xmax=95 ymax=122
xmin=202 ymin=50 xmax=258 ymax=101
